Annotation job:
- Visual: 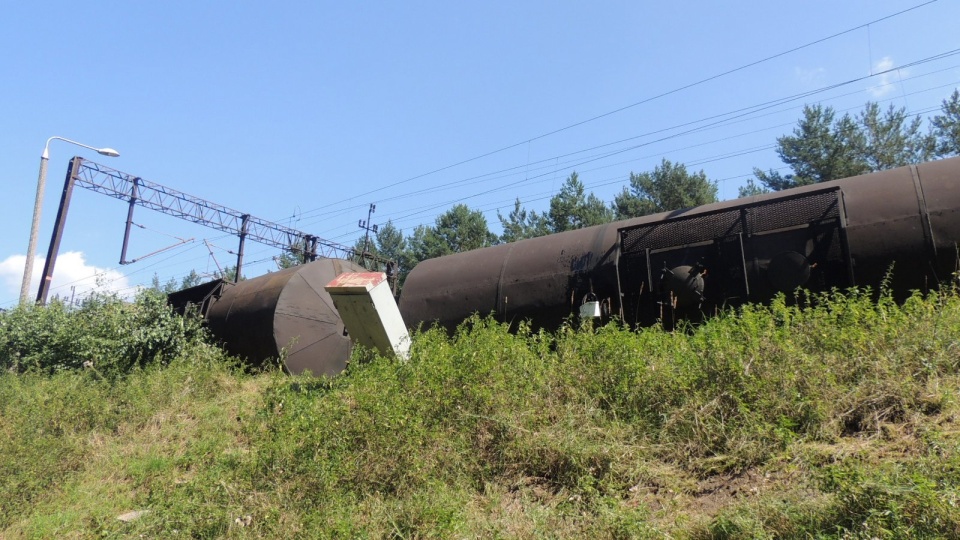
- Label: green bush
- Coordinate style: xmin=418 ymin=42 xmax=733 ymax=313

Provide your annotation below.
xmin=0 ymin=289 xmax=208 ymax=378
xmin=2 ymin=287 xmax=960 ymax=537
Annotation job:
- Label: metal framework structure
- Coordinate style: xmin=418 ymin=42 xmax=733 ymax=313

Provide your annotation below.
xmin=36 ymin=157 xmax=377 ymax=303
xmin=77 ymin=158 xmax=355 ymax=257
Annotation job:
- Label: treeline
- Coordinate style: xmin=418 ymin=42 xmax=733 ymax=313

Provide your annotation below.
xmin=347 ymin=92 xmax=960 ymax=285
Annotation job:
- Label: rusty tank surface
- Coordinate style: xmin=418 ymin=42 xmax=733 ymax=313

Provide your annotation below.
xmin=399 ymin=157 xmax=960 ymax=331
xmin=204 ymin=258 xmax=365 ymax=375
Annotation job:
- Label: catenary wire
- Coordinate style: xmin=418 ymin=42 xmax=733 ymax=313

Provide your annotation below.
xmin=286 ymin=0 xmax=940 ymax=221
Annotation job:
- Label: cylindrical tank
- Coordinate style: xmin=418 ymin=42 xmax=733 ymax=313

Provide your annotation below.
xmin=399 ymin=157 xmax=960 ymax=330
xmin=206 ymin=258 xmax=365 ymax=375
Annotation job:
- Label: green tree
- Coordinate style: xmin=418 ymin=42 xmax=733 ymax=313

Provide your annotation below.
xmin=352 ymin=220 xmax=415 ymax=288
xmin=755 ymin=104 xmax=868 ymax=191
xmin=407 ymin=204 xmax=497 ymax=262
xmin=497 ymin=198 xmax=551 ymax=243
xmin=351 ymin=235 xmax=379 ymax=269
xmin=179 ymin=269 xmax=204 ymax=289
xmin=547 ymin=172 xmax=613 ymax=232
xmin=407 ymin=225 xmax=435 ymax=265
xmin=613 ymin=159 xmax=718 ymax=219
xmin=336 ymin=221 xmax=414 ymax=292
xmin=374 ymin=221 xmax=402 ymax=259
xmin=375 ymin=221 xmax=414 ymax=278
xmin=150 ymin=270 xmax=204 ymax=293
xmin=220 ymin=265 xmax=241 ymax=282
xmin=757 ymin=102 xmax=937 ymax=191
xmin=931 ymin=89 xmax=960 ymax=157
xmin=738 ymin=178 xmax=771 ymax=198
xmin=275 ymin=238 xmax=310 ymax=270
xmin=858 ymin=102 xmax=935 ymax=170
xmin=150 ymin=273 xmax=179 ymax=294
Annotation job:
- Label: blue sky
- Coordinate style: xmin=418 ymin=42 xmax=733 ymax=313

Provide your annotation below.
xmin=2 ymin=0 xmax=958 ymax=307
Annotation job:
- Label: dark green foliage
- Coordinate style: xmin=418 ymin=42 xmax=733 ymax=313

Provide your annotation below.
xmin=346 ymin=219 xmax=414 ymax=291
xmin=757 ymin=102 xmax=937 ymax=191
xmin=548 ymin=172 xmax=614 ymax=232
xmin=219 ymin=264 xmax=241 ymax=282
xmin=614 ymin=159 xmax=719 ymax=218
xmin=374 ymin=219 xmax=417 ymax=287
xmin=407 ymin=203 xmax=498 ymax=261
xmin=932 ymin=89 xmax=960 ymax=157
xmin=497 ymin=198 xmax=551 ymax=243
xmin=275 ymin=238 xmax=310 ymax=269
xmin=858 ymin=102 xmax=936 ymax=170
xmin=372 ymin=219 xmax=406 ymax=263
xmin=497 ymin=173 xmax=613 ymax=243
xmin=737 ymin=177 xmax=771 ymax=198
xmin=756 ymin=104 xmax=869 ymax=190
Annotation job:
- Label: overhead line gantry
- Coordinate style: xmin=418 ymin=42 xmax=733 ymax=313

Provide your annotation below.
xmin=36 ymin=157 xmax=374 ymax=304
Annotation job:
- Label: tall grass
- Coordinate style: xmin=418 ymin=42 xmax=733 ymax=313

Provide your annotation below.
xmin=1 ymin=287 xmax=959 ymax=538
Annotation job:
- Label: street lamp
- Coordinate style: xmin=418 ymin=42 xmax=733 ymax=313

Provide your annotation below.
xmin=19 ymin=137 xmax=120 ymax=304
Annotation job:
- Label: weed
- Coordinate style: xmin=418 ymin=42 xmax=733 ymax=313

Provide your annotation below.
xmin=3 ymin=287 xmax=960 ymax=537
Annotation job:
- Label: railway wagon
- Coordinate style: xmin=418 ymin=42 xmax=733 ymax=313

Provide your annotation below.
xmin=399 ymin=157 xmax=960 ymax=331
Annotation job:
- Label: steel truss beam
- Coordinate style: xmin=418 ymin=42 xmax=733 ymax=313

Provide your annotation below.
xmin=37 ymin=157 xmax=387 ymax=303
xmin=73 ymin=158 xmax=354 ymax=259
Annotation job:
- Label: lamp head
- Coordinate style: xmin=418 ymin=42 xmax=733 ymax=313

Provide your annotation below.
xmin=97 ymin=148 xmax=120 ymax=157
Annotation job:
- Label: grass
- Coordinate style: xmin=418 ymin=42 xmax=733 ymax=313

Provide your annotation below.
xmin=1 ymin=287 xmax=960 ymax=538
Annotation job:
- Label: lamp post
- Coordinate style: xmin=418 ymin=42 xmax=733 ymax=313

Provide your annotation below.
xmin=19 ymin=137 xmax=120 ymax=304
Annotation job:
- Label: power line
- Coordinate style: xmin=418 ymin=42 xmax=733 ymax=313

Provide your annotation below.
xmin=349 ymin=88 xmax=956 ymax=235
xmin=289 ymin=0 xmax=939 ymax=219
xmin=295 ymin=52 xmax=960 ymax=236
xmin=12 ymin=49 xmax=955 ymax=304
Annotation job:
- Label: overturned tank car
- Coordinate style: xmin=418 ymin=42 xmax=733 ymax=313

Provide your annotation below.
xmin=175 ymin=158 xmax=960 ymax=375
xmin=171 ymin=258 xmax=366 ymax=375
xmin=399 ymin=157 xmax=960 ymax=331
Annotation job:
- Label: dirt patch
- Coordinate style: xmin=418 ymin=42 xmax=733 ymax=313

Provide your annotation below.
xmin=688 ymin=469 xmax=770 ymax=516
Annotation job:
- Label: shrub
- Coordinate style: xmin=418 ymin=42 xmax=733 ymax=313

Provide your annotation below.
xmin=3 ymin=286 xmax=960 ymax=537
xmin=0 ymin=290 xmax=208 ymax=378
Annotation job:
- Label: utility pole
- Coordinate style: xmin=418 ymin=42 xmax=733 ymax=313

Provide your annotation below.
xmin=358 ymin=203 xmax=378 ymax=268
xmin=21 ymin=137 xmax=119 ymax=304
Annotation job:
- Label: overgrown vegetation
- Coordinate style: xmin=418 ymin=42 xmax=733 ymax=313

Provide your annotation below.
xmin=2 ymin=287 xmax=960 ymax=538
xmin=1 ymin=290 xmax=207 ymax=378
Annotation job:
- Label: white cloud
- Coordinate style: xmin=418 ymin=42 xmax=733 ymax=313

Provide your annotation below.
xmin=868 ymin=56 xmax=906 ymax=98
xmin=0 ymin=251 xmax=133 ymax=306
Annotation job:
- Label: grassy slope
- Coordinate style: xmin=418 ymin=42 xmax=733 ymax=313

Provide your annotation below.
xmin=1 ymin=288 xmax=960 ymax=538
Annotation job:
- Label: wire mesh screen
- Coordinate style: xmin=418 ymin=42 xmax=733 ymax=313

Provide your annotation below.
xmin=746 ymin=190 xmax=841 ymax=234
xmin=619 ymin=188 xmax=844 ymax=255
xmin=620 ymin=210 xmax=742 ymax=253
